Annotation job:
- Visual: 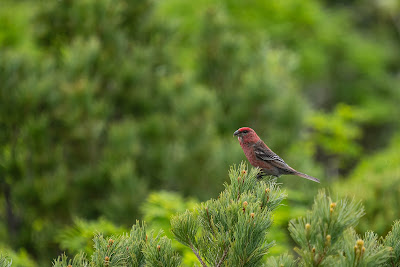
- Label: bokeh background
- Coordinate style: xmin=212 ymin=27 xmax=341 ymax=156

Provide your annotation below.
xmin=1 ymin=0 xmax=400 ymax=265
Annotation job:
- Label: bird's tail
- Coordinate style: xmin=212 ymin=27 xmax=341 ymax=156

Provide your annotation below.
xmin=294 ymin=171 xmax=320 ymax=183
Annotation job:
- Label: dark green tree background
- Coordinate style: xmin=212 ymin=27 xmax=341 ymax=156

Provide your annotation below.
xmin=1 ymin=0 xmax=400 ymax=265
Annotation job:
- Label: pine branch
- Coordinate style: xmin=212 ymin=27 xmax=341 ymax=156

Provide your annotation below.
xmin=189 ymin=241 xmax=207 ymax=267
xmin=383 ymin=220 xmax=400 ymax=266
xmin=236 ymin=174 xmax=245 ymax=201
xmin=171 ymin=163 xmax=283 ymax=266
xmin=264 ymin=253 xmax=296 ymax=267
xmin=315 ymin=248 xmax=327 ymax=266
xmin=215 ymin=247 xmax=229 ymax=267
xmin=0 ymin=254 xmax=12 ymax=267
xmin=205 ymin=207 xmax=216 ymax=237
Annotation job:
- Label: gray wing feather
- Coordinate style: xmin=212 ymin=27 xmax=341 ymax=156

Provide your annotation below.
xmin=254 ymin=146 xmax=287 ymax=164
xmin=253 ymin=142 xmax=320 ymax=182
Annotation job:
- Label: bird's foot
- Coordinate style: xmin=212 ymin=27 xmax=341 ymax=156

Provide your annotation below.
xmin=256 ymin=172 xmax=267 ymax=180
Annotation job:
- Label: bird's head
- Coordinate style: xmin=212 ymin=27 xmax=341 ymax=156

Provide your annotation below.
xmin=233 ymin=127 xmax=259 ymax=143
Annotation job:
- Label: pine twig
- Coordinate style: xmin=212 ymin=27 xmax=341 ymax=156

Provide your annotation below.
xmin=206 ymin=207 xmax=216 ymax=237
xmin=189 ymin=241 xmax=207 ymax=267
xmin=315 ymin=247 xmax=328 ymax=266
xmin=237 ymin=175 xmax=245 ymax=201
xmin=215 ymin=247 xmax=229 ymax=267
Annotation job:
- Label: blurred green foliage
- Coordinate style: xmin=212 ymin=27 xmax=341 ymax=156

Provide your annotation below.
xmin=1 ymin=0 xmax=400 ymax=265
xmin=54 ymin=191 xmax=199 ymax=265
xmin=0 ymin=247 xmax=35 ymax=267
xmin=57 ymin=218 xmax=127 ymax=256
xmin=334 ymin=134 xmax=400 ymax=236
xmin=140 ymin=191 xmax=199 ymax=266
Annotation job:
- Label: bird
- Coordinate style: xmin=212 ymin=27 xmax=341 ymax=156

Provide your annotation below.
xmin=233 ymin=127 xmax=320 ymax=183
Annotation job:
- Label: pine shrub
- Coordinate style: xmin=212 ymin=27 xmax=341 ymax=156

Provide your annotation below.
xmin=1 ymin=164 xmax=395 ymax=266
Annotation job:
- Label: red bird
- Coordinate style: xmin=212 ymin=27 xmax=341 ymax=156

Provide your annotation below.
xmin=234 ymin=127 xmax=320 ymax=183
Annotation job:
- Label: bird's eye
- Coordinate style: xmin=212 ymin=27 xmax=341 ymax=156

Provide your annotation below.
xmin=242 ymin=130 xmax=248 ymax=134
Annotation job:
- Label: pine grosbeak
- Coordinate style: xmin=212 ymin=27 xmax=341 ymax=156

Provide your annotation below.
xmin=234 ymin=127 xmax=320 ymax=183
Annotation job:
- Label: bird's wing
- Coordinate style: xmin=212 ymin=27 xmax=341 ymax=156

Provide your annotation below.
xmin=253 ymin=141 xmax=319 ymax=181
xmin=253 ymin=142 xmax=292 ymax=170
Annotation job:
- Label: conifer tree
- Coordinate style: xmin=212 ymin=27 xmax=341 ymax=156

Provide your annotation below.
xmin=288 ymin=190 xmax=395 ymax=266
xmin=170 ymin=162 xmax=286 ymax=266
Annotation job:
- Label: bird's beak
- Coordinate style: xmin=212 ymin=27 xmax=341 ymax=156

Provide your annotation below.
xmin=233 ymin=130 xmax=240 ymax=137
